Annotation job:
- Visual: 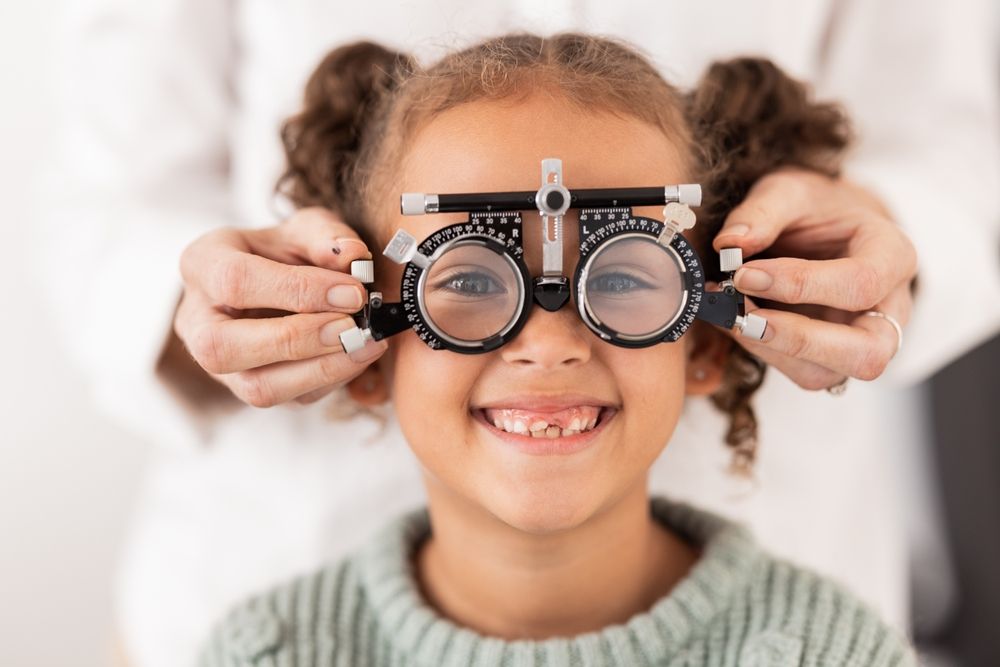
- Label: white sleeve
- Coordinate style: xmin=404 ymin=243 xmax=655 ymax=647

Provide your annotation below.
xmin=814 ymin=0 xmax=1000 ymax=386
xmin=36 ymin=0 xmax=237 ymax=450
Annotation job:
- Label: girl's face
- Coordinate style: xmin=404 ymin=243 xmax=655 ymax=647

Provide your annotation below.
xmin=371 ymin=92 xmax=724 ymax=534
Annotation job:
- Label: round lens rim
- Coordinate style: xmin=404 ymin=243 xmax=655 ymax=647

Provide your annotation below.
xmin=415 ymin=236 xmax=528 ymax=350
xmin=575 ymin=232 xmax=690 ymax=345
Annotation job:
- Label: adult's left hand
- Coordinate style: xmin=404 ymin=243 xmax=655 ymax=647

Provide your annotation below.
xmin=712 ymin=168 xmax=918 ymax=391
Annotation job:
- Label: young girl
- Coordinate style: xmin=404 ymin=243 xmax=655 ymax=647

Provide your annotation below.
xmin=199 ymin=34 xmax=914 ymax=666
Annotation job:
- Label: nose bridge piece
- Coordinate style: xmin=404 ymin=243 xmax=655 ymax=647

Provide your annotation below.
xmin=533 ymin=276 xmax=571 ymax=311
xmin=532 ymin=158 xmax=572 ymax=312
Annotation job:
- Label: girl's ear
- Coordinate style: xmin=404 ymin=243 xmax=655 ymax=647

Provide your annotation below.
xmin=346 ymin=361 xmax=390 ymax=406
xmin=685 ymin=322 xmax=733 ymax=396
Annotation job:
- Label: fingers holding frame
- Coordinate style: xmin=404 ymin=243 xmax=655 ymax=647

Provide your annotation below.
xmin=183 ymin=247 xmax=366 ymax=314
xmin=726 ymin=286 xmax=910 ymax=390
xmin=179 ymin=210 xmax=371 ymax=316
xmin=731 ymin=219 xmax=916 ymax=312
xmin=711 ymin=169 xmax=918 ymax=315
xmin=184 ymin=305 xmax=361 ymax=375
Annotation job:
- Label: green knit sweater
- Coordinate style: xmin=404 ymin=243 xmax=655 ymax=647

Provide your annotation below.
xmin=199 ymin=496 xmax=916 ymax=666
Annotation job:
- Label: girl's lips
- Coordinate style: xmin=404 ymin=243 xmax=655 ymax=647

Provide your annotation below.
xmin=471 ymin=406 xmax=617 ymax=456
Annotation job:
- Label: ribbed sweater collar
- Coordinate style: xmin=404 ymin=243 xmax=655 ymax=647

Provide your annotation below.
xmin=355 ymin=495 xmax=763 ymax=666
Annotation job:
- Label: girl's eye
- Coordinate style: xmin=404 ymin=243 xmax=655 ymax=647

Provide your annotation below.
xmin=433 ymin=271 xmax=507 ymax=296
xmin=588 ymin=272 xmax=654 ymax=294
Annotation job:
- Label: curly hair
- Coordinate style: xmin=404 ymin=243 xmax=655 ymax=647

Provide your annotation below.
xmin=277 ymin=34 xmax=851 ymax=472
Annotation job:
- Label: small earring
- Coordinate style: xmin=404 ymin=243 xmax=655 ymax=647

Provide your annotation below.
xmin=693 ymin=368 xmax=707 ymax=381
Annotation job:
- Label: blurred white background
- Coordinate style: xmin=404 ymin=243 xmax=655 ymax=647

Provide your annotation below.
xmin=0 ymin=2 xmax=994 ymax=666
xmin=0 ymin=2 xmax=150 ymax=665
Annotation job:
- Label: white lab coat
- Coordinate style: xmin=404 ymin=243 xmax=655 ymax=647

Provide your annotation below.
xmin=38 ymin=1 xmax=1000 ymax=666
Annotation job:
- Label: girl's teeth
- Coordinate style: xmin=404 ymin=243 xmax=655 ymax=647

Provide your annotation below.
xmin=486 ymin=409 xmax=605 ymax=437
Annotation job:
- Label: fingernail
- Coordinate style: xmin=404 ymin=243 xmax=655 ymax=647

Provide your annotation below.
xmin=735 ymin=268 xmax=772 ymax=292
xmin=760 ymin=322 xmax=775 ymax=342
xmin=327 ymin=285 xmax=363 ymax=310
xmin=720 ymin=224 xmax=750 ymax=237
xmin=320 ymin=319 xmax=354 ymax=347
xmin=334 ymin=238 xmax=369 ymax=256
xmin=347 ymin=339 xmax=387 ymax=364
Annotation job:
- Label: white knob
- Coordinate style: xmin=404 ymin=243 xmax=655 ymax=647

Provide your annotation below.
xmin=339 ymin=326 xmax=374 ymax=354
xmin=736 ymin=313 xmax=768 ymax=341
xmin=350 ymin=260 xmax=374 ymax=284
xmin=383 ymin=229 xmax=432 ymax=269
xmin=400 ymin=193 xmax=426 ymax=215
xmin=719 ymin=247 xmax=743 ymax=273
xmin=677 ymin=184 xmax=702 ymax=207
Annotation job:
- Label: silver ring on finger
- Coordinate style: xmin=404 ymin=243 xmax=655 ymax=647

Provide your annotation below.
xmin=863 ymin=310 xmax=903 ymax=357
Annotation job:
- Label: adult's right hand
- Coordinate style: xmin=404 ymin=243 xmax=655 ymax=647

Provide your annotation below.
xmin=174 ymin=207 xmax=387 ymax=408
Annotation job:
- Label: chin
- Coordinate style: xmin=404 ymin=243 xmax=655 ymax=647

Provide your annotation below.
xmin=483 ymin=481 xmax=605 ymax=536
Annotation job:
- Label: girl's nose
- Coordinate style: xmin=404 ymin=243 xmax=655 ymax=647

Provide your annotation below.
xmin=499 ymin=305 xmax=592 ymax=368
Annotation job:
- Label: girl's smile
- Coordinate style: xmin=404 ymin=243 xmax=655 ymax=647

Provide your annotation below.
xmin=470 ymin=395 xmax=620 ymax=456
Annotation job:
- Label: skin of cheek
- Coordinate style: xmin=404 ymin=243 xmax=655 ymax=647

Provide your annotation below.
xmin=366 ymin=93 xmax=695 ymax=534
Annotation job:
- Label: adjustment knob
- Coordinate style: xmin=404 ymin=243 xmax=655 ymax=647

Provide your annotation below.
xmin=339 ymin=326 xmax=374 ymax=354
xmin=719 ymin=247 xmax=743 ymax=273
xmin=400 ymin=193 xmax=426 ymax=215
xmin=350 ymin=260 xmax=374 ymax=284
xmin=735 ymin=313 xmax=768 ymax=341
xmin=677 ymin=184 xmax=702 ymax=207
xmin=535 ymin=183 xmax=571 ymax=217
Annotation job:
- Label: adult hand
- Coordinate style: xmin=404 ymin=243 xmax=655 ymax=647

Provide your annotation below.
xmin=174 ymin=207 xmax=386 ymax=407
xmin=712 ymin=169 xmax=917 ymax=391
